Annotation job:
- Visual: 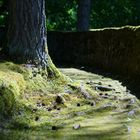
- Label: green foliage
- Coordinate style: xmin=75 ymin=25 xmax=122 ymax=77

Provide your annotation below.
xmin=46 ymin=0 xmax=140 ymax=30
xmin=90 ymin=0 xmax=138 ymax=28
xmin=0 ymin=0 xmax=140 ymax=30
xmin=46 ymin=0 xmax=77 ymax=31
xmin=0 ymin=0 xmax=8 ymax=27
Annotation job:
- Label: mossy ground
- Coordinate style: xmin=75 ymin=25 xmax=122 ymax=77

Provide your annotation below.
xmin=0 ymin=62 xmax=140 ymax=139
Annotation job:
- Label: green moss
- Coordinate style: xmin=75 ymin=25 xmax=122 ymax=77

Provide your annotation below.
xmin=0 ymin=62 xmax=139 ymax=139
xmin=0 ymin=65 xmax=26 ymax=116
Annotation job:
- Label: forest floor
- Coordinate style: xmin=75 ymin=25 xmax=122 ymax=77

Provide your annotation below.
xmin=0 ymin=62 xmax=140 ymax=140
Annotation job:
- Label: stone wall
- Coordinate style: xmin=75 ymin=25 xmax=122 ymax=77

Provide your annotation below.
xmin=48 ymin=26 xmax=140 ymax=79
xmin=0 ymin=26 xmax=140 ymax=79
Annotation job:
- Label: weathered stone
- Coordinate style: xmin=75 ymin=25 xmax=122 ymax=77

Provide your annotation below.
xmin=79 ymin=84 xmax=92 ymax=99
xmin=73 ymin=124 xmax=81 ymax=130
xmin=95 ymin=85 xmax=113 ymax=91
xmin=128 ymin=110 xmax=135 ymax=116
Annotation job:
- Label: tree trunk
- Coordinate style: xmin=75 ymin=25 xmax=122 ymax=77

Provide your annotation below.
xmin=77 ymin=0 xmax=91 ymax=31
xmin=8 ymin=0 xmax=49 ymax=67
xmin=7 ymin=0 xmax=60 ymax=77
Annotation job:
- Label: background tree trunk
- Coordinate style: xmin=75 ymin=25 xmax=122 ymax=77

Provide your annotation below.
xmin=77 ymin=0 xmax=91 ymax=31
xmin=8 ymin=0 xmax=48 ymax=67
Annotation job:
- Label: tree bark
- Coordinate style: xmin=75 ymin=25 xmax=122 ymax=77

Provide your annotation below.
xmin=7 ymin=0 xmax=61 ymax=77
xmin=77 ymin=0 xmax=91 ymax=31
xmin=8 ymin=0 xmax=49 ymax=67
